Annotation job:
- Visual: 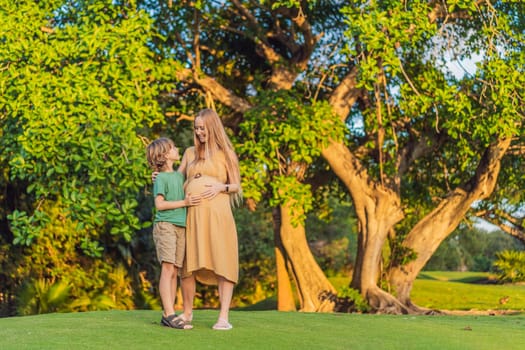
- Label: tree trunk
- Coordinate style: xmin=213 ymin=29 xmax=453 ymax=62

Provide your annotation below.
xmin=279 ymin=202 xmax=336 ymax=312
xmin=324 ymin=69 xmax=411 ymax=312
xmin=350 ymin=190 xmax=410 ymax=313
xmin=321 ymin=140 xmax=408 ymax=313
xmin=273 ymin=207 xmax=296 ymax=311
xmin=388 ymin=138 xmax=512 ymax=307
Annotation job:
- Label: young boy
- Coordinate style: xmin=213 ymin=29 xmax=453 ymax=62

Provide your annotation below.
xmin=146 ymin=137 xmax=198 ymax=329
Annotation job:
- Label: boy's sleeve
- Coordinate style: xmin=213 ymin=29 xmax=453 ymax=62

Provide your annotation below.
xmin=153 ymin=175 xmax=166 ymax=198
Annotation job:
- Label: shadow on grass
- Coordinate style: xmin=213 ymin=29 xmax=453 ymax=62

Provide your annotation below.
xmin=235 ymin=296 xmax=277 ymax=311
xmin=450 ymin=275 xmax=497 ymax=284
xmin=417 ymin=272 xmax=497 ymax=284
xmin=417 ymin=273 xmax=438 ymax=281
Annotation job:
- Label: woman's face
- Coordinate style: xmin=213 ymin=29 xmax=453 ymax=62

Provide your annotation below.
xmin=194 ymin=116 xmax=207 ymax=144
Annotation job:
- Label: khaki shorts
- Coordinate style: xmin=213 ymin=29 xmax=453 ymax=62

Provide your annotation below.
xmin=152 ymin=222 xmax=185 ymax=267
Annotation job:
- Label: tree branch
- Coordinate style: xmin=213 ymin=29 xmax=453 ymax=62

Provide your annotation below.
xmin=175 ymin=68 xmax=251 ymax=115
xmin=195 ymin=74 xmax=252 ymax=113
xmin=474 ymin=209 xmax=525 ymax=243
xmin=270 ymin=4 xmax=319 ymax=69
xmin=229 ymin=0 xmax=318 ymax=88
xmin=427 ymin=0 xmax=486 ymax=23
xmin=230 ymin=0 xmax=280 ymax=63
xmin=328 ymin=66 xmax=362 ymax=120
xmin=464 ymin=138 xmax=512 ymax=197
xmin=397 ymin=131 xmax=447 ymax=177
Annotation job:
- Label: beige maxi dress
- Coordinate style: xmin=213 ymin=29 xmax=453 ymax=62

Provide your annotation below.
xmin=181 ymin=147 xmax=239 ymax=285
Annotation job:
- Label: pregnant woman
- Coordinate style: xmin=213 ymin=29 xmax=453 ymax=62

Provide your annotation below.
xmin=178 ymin=108 xmax=242 ymax=330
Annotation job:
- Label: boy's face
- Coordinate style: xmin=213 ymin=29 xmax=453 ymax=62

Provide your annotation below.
xmin=166 ymin=145 xmax=180 ymax=162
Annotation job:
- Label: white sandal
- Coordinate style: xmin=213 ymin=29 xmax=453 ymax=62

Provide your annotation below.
xmin=212 ymin=318 xmax=233 ymax=330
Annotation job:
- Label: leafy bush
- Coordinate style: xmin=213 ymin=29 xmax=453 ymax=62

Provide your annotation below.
xmin=16 ymin=279 xmax=71 ymax=315
xmin=332 ymin=286 xmax=370 ymax=313
xmin=1 ymin=0 xmax=172 ymax=315
xmin=493 ymin=250 xmax=525 ymax=283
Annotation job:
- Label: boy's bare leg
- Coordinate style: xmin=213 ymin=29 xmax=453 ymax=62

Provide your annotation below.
xmin=159 ymin=262 xmax=176 ymax=316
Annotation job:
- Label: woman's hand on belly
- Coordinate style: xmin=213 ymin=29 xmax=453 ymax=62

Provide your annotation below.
xmin=200 ymin=183 xmax=225 ymax=200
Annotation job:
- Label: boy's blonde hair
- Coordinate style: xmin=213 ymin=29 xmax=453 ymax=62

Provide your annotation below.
xmin=146 ymin=137 xmax=175 ymax=172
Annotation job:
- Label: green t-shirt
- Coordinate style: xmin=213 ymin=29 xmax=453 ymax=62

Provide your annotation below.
xmin=153 ymin=171 xmax=186 ymax=227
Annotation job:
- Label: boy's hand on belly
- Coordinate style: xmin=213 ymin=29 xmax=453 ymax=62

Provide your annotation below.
xmin=185 ymin=193 xmax=202 ymax=206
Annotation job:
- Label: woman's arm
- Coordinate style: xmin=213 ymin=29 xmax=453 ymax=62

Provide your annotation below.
xmin=177 ymin=147 xmax=193 ymax=175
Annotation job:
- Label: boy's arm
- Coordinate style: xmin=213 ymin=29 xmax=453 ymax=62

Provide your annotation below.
xmin=155 ymin=193 xmax=201 ymax=210
xmin=155 ymin=194 xmax=189 ymax=211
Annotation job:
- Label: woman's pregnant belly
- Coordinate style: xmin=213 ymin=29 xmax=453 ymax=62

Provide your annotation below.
xmin=185 ymin=175 xmax=224 ymax=204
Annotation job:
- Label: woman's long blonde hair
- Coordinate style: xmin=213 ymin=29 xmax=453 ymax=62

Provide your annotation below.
xmin=193 ymin=108 xmax=242 ymax=206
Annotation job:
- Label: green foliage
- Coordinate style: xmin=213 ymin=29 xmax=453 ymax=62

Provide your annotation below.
xmin=16 ymin=279 xmax=71 ymax=315
xmin=9 ymin=200 xmax=136 ymax=314
xmin=388 ymin=239 xmax=418 ymax=268
xmin=1 ymin=0 xmax=523 ymax=316
xmin=66 ymin=264 xmax=135 ymax=312
xmin=1 ymin=0 xmax=169 ymax=245
xmin=8 ymin=209 xmax=50 ymax=246
xmin=0 ymin=0 xmax=174 ymax=314
xmin=133 ymin=273 xmax=161 ymax=311
xmin=237 ymin=89 xmax=344 ymax=224
xmin=340 ymin=0 xmax=523 ymax=186
xmin=235 ymin=205 xmax=276 ymax=306
xmin=267 ymin=0 xmax=316 ymax=10
xmin=493 ymin=250 xmax=525 ymax=283
xmin=306 ymin=194 xmax=358 ymax=276
xmin=425 ymin=227 xmax=524 ymax=272
xmin=342 ymin=1 xmax=436 ymax=86
xmin=335 ymin=286 xmax=370 ymax=313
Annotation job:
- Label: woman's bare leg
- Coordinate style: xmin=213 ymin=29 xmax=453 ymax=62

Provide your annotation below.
xmin=217 ymin=276 xmax=234 ymax=323
xmin=180 ymin=274 xmax=195 ymax=321
xmin=171 ymin=268 xmax=178 ymax=307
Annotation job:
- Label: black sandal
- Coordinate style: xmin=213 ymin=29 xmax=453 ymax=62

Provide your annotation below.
xmin=161 ymin=314 xmax=193 ymax=330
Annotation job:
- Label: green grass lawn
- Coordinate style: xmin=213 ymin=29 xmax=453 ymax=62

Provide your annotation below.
xmin=330 ymin=271 xmax=525 ymax=312
xmin=1 ymin=309 xmax=525 ymax=350
xmin=1 ymin=272 xmax=524 ymax=350
xmin=412 ymin=271 xmax=525 ymax=311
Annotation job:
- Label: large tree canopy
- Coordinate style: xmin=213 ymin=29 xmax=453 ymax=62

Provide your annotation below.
xmin=144 ymin=0 xmax=523 ymax=313
xmin=1 ymin=0 xmax=523 ymax=315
